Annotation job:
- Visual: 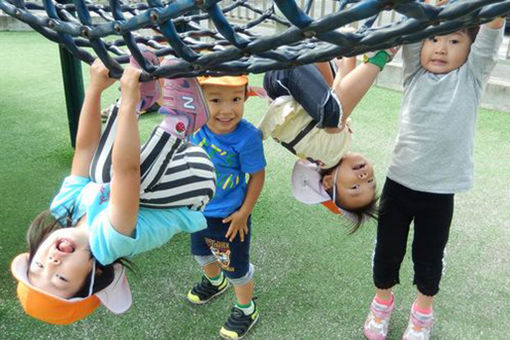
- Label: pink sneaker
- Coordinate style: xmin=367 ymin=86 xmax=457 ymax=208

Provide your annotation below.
xmin=129 ymin=45 xmax=162 ymax=113
xmin=160 ymin=56 xmax=210 ymax=136
xmin=402 ymin=306 xmax=434 ymax=340
xmin=363 ymin=296 xmax=395 ymax=340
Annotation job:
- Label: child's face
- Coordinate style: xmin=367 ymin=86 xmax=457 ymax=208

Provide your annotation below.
xmin=28 ymin=227 xmax=93 ymax=298
xmin=202 ymin=84 xmax=246 ymax=134
xmin=330 ymin=153 xmax=376 ymax=209
xmin=420 ymin=31 xmax=472 ymax=74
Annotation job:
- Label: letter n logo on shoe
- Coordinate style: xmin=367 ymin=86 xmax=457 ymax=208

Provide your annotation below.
xmin=181 ymin=95 xmax=196 ymax=110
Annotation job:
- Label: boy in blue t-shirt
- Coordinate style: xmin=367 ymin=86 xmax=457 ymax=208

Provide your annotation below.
xmin=187 ymin=75 xmax=266 ymax=339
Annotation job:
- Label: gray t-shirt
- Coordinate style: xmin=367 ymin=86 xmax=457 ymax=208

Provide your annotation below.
xmin=387 ymin=26 xmax=504 ymax=194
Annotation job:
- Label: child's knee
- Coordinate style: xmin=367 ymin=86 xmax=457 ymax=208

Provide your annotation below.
xmin=226 ymin=263 xmax=254 ymax=286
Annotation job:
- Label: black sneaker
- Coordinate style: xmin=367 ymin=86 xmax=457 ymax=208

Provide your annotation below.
xmin=219 ymin=301 xmax=259 ymax=339
xmin=186 ymin=275 xmax=229 ymax=304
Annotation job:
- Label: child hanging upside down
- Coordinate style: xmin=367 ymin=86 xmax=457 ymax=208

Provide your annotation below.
xmin=260 ymin=48 xmax=398 ymax=230
xmin=11 ymin=54 xmax=215 ymax=325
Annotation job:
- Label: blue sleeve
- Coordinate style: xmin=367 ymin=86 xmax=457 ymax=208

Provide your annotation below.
xmin=50 ymin=176 xmax=90 ymax=224
xmin=89 ymin=207 xmax=207 ymax=265
xmin=238 ymin=123 xmax=266 ymax=174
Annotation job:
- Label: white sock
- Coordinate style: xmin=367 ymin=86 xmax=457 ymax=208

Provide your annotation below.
xmin=207 ymin=272 xmax=224 ymax=286
xmin=235 ymin=300 xmax=255 ymax=315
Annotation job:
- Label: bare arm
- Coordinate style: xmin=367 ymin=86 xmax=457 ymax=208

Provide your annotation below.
xmin=316 ymin=57 xmax=357 ymax=92
xmin=335 ymin=56 xmax=357 ymax=80
xmin=71 ymin=60 xmax=116 ymax=177
xmin=224 ymin=169 xmax=265 ymax=242
xmin=315 ymin=62 xmax=335 ymax=87
xmin=109 ymin=66 xmax=141 ymax=236
xmin=332 ymin=61 xmax=381 ymax=127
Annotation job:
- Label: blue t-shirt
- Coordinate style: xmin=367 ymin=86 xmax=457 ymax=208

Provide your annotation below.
xmin=190 ymin=119 xmax=266 ymax=218
xmin=50 ymin=176 xmax=207 ymax=265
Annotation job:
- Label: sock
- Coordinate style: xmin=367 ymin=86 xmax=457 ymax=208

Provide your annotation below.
xmin=235 ymin=300 xmax=255 ymax=315
xmin=375 ymin=293 xmax=394 ymax=307
xmin=412 ymin=302 xmax=433 ymax=315
xmin=207 ymin=272 xmax=224 ymax=286
xmin=160 ymin=111 xmax=189 ymax=138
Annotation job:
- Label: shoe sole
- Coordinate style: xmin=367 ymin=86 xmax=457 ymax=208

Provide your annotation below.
xmin=161 ymin=57 xmax=210 ymax=135
xmin=187 ymin=281 xmax=230 ymax=305
xmin=219 ymin=313 xmax=259 ymax=340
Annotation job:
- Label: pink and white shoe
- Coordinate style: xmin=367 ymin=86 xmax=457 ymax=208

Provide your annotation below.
xmin=160 ymin=56 xmax=210 ymax=136
xmin=363 ymin=295 xmax=395 ymax=340
xmin=129 ymin=45 xmax=162 ymax=113
xmin=402 ymin=305 xmax=434 ymax=340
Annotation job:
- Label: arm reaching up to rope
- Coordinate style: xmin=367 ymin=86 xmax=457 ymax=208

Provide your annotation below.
xmin=363 ymin=12 xmax=505 ymax=340
xmin=258 ymin=47 xmax=399 ymax=230
xmin=71 ymin=59 xmax=116 ymax=177
xmin=10 ymin=56 xmax=216 ymax=325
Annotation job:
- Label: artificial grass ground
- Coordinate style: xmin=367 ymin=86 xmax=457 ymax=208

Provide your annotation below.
xmin=1 ymin=32 xmax=509 ymax=339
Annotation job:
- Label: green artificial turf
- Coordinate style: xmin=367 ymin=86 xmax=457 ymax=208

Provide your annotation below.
xmin=1 ymin=32 xmax=509 ymax=339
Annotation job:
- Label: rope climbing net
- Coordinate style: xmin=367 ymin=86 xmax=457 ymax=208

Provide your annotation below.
xmin=1 ymin=0 xmax=509 ymax=79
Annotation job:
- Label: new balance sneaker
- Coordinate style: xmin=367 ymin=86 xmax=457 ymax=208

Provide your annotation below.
xmin=129 ymin=45 xmax=162 ymax=113
xmin=363 ymin=296 xmax=395 ymax=340
xmin=219 ymin=301 xmax=259 ymax=339
xmin=160 ymin=56 xmax=210 ymax=136
xmin=186 ymin=275 xmax=229 ymax=305
xmin=402 ymin=306 xmax=434 ymax=340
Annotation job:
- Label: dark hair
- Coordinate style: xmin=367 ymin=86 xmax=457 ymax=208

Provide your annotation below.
xmin=319 ymin=163 xmax=379 ymax=233
xmin=27 ymin=210 xmax=133 ymax=298
xmin=464 ymin=26 xmax=480 ymax=43
xmin=467 ymin=25 xmax=480 ymax=43
xmin=341 ymin=197 xmax=379 ymax=234
xmin=430 ymin=26 xmax=480 ymax=45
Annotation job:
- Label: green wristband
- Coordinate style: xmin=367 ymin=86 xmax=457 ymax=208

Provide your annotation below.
xmin=363 ymin=51 xmax=390 ymax=71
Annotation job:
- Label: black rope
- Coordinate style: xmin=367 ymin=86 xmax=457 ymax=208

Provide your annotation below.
xmin=0 ymin=0 xmax=508 ymax=79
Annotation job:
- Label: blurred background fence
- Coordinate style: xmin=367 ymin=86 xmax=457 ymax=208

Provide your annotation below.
xmin=1 ymin=0 xmax=509 ymax=111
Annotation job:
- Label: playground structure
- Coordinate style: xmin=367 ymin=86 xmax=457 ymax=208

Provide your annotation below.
xmin=1 ymin=0 xmax=510 ymax=145
xmin=1 ymin=0 xmax=509 ymax=78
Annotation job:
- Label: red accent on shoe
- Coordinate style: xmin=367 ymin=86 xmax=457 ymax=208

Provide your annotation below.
xmin=176 ymin=121 xmax=186 ymax=133
xmin=160 ymin=57 xmax=210 ymax=136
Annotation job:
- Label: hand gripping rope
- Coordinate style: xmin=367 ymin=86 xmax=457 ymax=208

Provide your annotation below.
xmin=1 ymin=0 xmax=509 ymax=80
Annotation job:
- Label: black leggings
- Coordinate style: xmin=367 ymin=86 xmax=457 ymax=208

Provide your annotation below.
xmin=373 ymin=178 xmax=454 ymax=296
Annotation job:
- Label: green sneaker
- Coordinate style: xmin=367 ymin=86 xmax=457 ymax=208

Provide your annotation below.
xmin=219 ymin=301 xmax=259 ymax=339
xmin=186 ymin=275 xmax=229 ymax=304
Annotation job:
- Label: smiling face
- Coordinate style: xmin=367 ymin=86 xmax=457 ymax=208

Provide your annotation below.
xmin=420 ymin=30 xmax=472 ymax=74
xmin=202 ymin=84 xmax=247 ymax=135
xmin=326 ymin=153 xmax=376 ymax=210
xmin=28 ymin=227 xmax=93 ymax=299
